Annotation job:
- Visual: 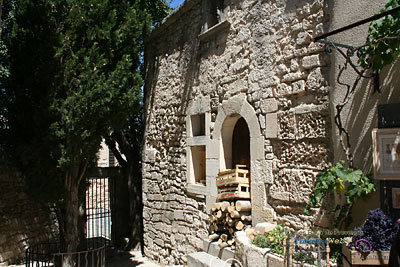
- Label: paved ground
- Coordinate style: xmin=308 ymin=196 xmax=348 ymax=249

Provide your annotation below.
xmin=106 ymin=250 xmax=161 ymax=267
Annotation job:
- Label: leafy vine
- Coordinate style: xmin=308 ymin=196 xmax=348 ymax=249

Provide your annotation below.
xmin=359 ymin=0 xmax=400 ymax=70
xmin=327 ymin=0 xmax=400 ymax=167
xmin=306 ymin=1 xmax=399 ymax=226
xmin=305 ymin=161 xmax=376 ymax=228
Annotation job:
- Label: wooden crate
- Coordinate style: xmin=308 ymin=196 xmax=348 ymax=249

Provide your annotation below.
xmin=217 ymin=183 xmax=250 ymax=200
xmin=216 ymin=165 xmax=249 ymax=187
xmin=342 ymin=245 xmax=389 ymax=266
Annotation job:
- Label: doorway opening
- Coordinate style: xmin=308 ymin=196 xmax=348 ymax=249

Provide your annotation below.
xmin=220 ymin=115 xmax=250 ymax=170
xmin=232 ymin=117 xmax=250 ymax=169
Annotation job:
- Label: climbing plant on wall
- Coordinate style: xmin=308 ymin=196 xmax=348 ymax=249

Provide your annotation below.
xmin=359 ymin=0 xmax=400 ymax=70
xmin=333 ymin=0 xmax=400 ymax=167
xmin=305 ymin=161 xmax=376 ymax=228
xmin=306 ymin=0 xmax=400 ymax=228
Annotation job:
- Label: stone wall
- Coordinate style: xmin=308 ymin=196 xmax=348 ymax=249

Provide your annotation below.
xmin=328 ymin=0 xmax=400 ymax=227
xmin=0 ymin=159 xmax=58 ymax=265
xmin=143 ymin=0 xmax=331 ymax=264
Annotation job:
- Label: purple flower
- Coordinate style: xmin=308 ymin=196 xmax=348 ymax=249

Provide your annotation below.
xmin=348 ymin=209 xmax=398 ymax=251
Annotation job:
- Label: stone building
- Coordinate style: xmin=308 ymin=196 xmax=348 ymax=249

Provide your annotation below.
xmin=142 ymin=0 xmax=400 ymax=264
xmin=0 ymin=156 xmax=58 ymax=265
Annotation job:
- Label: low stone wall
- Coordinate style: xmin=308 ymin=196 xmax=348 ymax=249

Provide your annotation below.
xmin=235 ymin=231 xmax=284 ymax=267
xmin=0 ymin=159 xmax=58 ymax=265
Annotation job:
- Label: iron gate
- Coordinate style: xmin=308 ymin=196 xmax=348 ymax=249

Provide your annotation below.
xmin=85 ymin=176 xmax=115 ymax=247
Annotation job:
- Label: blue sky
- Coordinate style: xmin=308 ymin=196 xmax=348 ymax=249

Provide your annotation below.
xmin=169 ymin=0 xmax=185 ymax=9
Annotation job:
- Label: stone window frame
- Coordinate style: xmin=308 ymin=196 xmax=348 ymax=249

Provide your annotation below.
xmin=199 ymin=0 xmax=230 ymax=42
xmin=185 ymin=96 xmax=211 ymax=198
xmin=207 ymin=94 xmax=276 ymax=224
xmin=205 ymin=0 xmax=225 ymax=29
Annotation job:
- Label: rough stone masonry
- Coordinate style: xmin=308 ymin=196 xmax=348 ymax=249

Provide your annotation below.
xmin=143 ymin=0 xmax=331 ymax=264
xmin=0 ymin=158 xmax=58 ymax=265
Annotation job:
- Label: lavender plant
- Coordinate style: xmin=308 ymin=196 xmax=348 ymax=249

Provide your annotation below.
xmin=349 ymin=209 xmax=399 ymax=252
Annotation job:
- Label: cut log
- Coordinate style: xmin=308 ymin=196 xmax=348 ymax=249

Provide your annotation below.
xmin=221 ymin=233 xmax=228 ymax=242
xmin=218 ymin=242 xmax=229 ymax=249
xmin=214 ymin=224 xmax=225 ymax=232
xmin=227 ymin=205 xmax=235 ymax=213
xmin=245 ymin=228 xmax=256 ymax=238
xmin=209 ymin=233 xmax=220 ymax=241
xmin=235 ymin=221 xmax=245 ymax=231
xmin=216 ymin=210 xmax=223 ymax=219
xmin=230 ymin=210 xmax=250 ymax=218
xmin=230 ymin=210 xmax=241 ymax=218
xmin=236 ymin=200 xmax=251 ymax=212
xmin=210 ymin=215 xmax=216 ymax=222
xmin=220 ymin=201 xmax=230 ymax=212
xmin=211 ymin=202 xmax=218 ymax=212
xmin=228 ymin=221 xmax=235 ymax=227
xmin=241 ymin=215 xmax=252 ymax=221
xmin=227 ymin=239 xmax=235 ymax=246
xmin=228 ymin=228 xmax=234 ymax=235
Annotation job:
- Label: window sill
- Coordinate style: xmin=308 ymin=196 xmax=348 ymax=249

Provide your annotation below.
xmin=187 ymin=136 xmax=209 ymax=146
xmin=186 ymin=183 xmax=206 ymax=199
xmin=199 ymin=20 xmax=230 ymax=42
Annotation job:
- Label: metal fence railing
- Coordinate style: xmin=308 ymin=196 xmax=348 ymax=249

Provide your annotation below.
xmin=26 ymin=240 xmax=105 ymax=267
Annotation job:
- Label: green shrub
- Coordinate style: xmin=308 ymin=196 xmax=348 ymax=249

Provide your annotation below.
xmin=294 ymin=251 xmax=315 ymax=265
xmin=251 ymin=225 xmax=290 ymax=255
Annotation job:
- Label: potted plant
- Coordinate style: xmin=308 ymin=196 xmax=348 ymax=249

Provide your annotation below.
xmin=343 ymin=208 xmax=399 ymax=265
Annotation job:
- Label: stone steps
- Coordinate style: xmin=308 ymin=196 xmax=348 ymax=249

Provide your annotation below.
xmin=187 ymin=239 xmax=237 ymax=267
xmin=187 ymin=252 xmax=226 ymax=267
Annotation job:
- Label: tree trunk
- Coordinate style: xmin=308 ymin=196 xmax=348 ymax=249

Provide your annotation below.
xmin=127 ymin=163 xmax=143 ymax=250
xmin=105 ymin=130 xmax=143 ymax=250
xmin=62 ymin=181 xmax=80 ymax=267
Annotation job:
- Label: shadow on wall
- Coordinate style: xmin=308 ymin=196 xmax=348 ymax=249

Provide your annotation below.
xmin=333 ymin=59 xmax=400 ymax=228
xmin=0 ymin=159 xmax=58 ymax=264
xmin=144 ymin=2 xmax=229 ymax=128
xmin=343 ymin=59 xmax=400 ymax=173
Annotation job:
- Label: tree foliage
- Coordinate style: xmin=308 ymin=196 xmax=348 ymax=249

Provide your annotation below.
xmin=0 ymin=0 xmax=12 ymax=79
xmin=0 ymin=0 xmax=170 ymax=256
xmin=104 ymin=0 xmax=170 ymax=249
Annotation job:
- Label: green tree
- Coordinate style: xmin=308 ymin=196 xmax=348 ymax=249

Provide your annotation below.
xmin=0 ymin=0 xmax=169 ymax=264
xmin=0 ymin=0 xmax=11 ymax=79
xmin=105 ymin=0 xmax=170 ymax=249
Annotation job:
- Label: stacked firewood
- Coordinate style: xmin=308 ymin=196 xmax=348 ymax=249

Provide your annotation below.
xmin=208 ymin=200 xmax=252 ymax=248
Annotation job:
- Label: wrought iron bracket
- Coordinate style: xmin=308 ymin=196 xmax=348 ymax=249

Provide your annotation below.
xmin=316 ymin=39 xmax=367 ymax=76
xmin=315 ymin=39 xmax=380 ymax=92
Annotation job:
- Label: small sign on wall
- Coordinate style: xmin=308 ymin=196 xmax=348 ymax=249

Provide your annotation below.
xmin=372 ymin=128 xmax=400 ymax=180
xmin=392 ymin=188 xmax=400 ymax=209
